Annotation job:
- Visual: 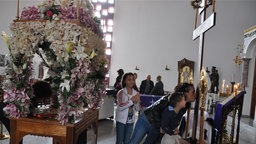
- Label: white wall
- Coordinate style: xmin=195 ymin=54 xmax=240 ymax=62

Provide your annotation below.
xmin=110 ymin=0 xmax=256 ymax=116
xmin=0 ymin=0 xmax=44 ymax=75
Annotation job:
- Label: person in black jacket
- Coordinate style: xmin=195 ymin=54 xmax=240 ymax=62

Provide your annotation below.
xmin=150 ymin=75 xmax=164 ymax=95
xmin=140 ymin=75 xmax=154 ymax=94
xmin=160 ymin=93 xmax=186 ymax=143
xmin=129 ymin=83 xmax=195 ymax=144
xmin=114 ymin=69 xmax=124 ymax=91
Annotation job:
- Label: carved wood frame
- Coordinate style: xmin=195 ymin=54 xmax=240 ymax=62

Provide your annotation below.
xmin=178 ymin=58 xmax=195 ymax=84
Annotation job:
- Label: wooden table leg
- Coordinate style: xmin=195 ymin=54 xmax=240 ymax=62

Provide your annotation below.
xmin=92 ymin=121 xmax=98 ymax=144
xmin=53 ymin=136 xmax=67 ymax=144
xmin=10 ymin=119 xmax=17 ymax=144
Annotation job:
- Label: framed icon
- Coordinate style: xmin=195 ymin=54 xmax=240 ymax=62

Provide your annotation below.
xmin=178 ymin=58 xmax=195 ymax=84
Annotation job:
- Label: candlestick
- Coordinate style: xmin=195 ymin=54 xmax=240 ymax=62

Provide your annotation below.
xmin=16 ymin=0 xmax=20 ymax=20
xmin=231 ymin=82 xmax=235 ymax=93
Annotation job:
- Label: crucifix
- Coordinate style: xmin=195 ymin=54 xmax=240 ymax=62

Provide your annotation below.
xmin=190 ymin=0 xmax=216 ymax=143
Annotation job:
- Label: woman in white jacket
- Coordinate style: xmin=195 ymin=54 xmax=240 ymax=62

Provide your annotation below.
xmin=115 ymin=72 xmax=140 ymax=144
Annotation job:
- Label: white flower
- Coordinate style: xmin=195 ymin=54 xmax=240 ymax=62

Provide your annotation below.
xmin=60 ymin=79 xmax=70 ymax=92
xmin=22 ymin=63 xmax=27 ymax=70
xmin=75 ymin=42 xmax=88 ymax=60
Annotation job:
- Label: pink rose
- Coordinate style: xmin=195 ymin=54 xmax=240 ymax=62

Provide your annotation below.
xmin=46 ymin=10 xmax=53 ymax=17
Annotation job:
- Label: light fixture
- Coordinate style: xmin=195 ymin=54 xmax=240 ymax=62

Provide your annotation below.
xmin=165 ymin=65 xmax=170 ymax=70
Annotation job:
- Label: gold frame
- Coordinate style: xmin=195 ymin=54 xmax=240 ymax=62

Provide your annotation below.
xmin=178 ymin=58 xmax=195 ymax=84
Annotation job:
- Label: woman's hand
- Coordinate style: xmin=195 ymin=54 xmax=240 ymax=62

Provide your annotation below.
xmin=173 ymin=128 xmax=179 ymax=135
xmin=131 ymin=93 xmax=140 ymax=103
xmin=160 ymin=127 xmax=165 ymax=134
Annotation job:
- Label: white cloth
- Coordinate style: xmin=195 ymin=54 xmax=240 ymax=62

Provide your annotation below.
xmin=115 ymin=88 xmax=140 ymax=124
xmin=161 ymin=134 xmax=180 ymax=144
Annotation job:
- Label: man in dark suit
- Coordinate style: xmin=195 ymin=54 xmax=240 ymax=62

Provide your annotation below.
xmin=140 ymin=75 xmax=154 ymax=94
xmin=150 ymin=75 xmax=164 ymax=95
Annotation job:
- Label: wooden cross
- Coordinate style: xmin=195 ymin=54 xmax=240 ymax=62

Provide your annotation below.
xmin=191 ymin=0 xmax=216 ymax=143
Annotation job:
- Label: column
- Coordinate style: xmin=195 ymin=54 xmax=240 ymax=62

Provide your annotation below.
xmin=241 ymin=58 xmax=251 ymax=87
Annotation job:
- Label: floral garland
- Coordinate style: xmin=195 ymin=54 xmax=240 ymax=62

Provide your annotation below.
xmin=1 ymin=0 xmax=107 ymax=124
xmin=20 ymin=0 xmax=102 ymax=37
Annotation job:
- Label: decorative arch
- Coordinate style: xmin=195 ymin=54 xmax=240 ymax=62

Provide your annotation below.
xmin=242 ymin=25 xmax=256 ymax=119
xmin=243 ymin=26 xmax=256 ymax=57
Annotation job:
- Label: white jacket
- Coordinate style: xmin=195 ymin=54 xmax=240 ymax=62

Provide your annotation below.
xmin=115 ymin=87 xmax=140 ymax=124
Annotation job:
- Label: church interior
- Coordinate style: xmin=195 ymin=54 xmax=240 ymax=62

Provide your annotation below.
xmin=1 ymin=0 xmax=256 ymax=144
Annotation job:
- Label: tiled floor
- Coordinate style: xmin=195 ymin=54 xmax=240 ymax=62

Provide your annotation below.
xmin=0 ymin=117 xmax=255 ymax=144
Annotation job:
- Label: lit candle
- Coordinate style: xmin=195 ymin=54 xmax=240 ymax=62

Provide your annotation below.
xmin=234 ymin=84 xmax=238 ymax=93
xmin=222 ymin=80 xmax=225 ymax=93
xmin=237 ymin=83 xmax=240 ymax=89
xmin=226 ymin=85 xmax=230 ymax=94
xmin=17 ymin=0 xmax=20 ymax=20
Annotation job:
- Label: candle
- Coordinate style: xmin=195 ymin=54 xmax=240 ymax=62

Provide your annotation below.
xmin=232 ymin=74 xmax=234 ymax=82
xmin=214 ymin=86 xmax=217 ymax=93
xmin=237 ymin=83 xmax=240 ymax=89
xmin=226 ymin=85 xmax=230 ymax=94
xmin=234 ymin=84 xmax=238 ymax=93
xmin=17 ymin=0 xmax=20 ymax=20
xmin=222 ymin=80 xmax=225 ymax=93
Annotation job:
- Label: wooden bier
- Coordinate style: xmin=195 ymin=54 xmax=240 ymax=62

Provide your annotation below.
xmin=9 ymin=109 xmax=99 ymax=144
xmin=214 ymin=91 xmax=245 ymax=144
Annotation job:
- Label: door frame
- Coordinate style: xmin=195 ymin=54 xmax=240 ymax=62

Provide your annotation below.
xmin=250 ymin=58 xmax=256 ymax=119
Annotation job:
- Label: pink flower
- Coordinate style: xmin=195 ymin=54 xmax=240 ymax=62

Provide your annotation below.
xmin=46 ymin=10 xmax=53 ymax=17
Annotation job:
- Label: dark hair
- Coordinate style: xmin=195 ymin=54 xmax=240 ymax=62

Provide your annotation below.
xmin=117 ymin=69 xmax=124 ymax=76
xmin=121 ymin=72 xmax=134 ymax=88
xmin=169 ymin=92 xmax=184 ymax=107
xmin=174 ymin=83 xmax=194 ymax=93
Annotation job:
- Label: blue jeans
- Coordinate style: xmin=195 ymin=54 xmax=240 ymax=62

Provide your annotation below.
xmin=116 ymin=121 xmax=134 ymax=144
xmin=144 ymin=124 xmax=161 ymax=144
xmin=129 ymin=112 xmax=159 ymax=144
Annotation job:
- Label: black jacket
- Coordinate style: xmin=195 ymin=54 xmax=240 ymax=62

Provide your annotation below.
xmin=144 ymin=95 xmax=169 ymax=129
xmin=144 ymin=95 xmax=190 ymax=129
xmin=140 ymin=80 xmax=154 ymax=94
xmin=150 ymin=81 xmax=164 ymax=95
